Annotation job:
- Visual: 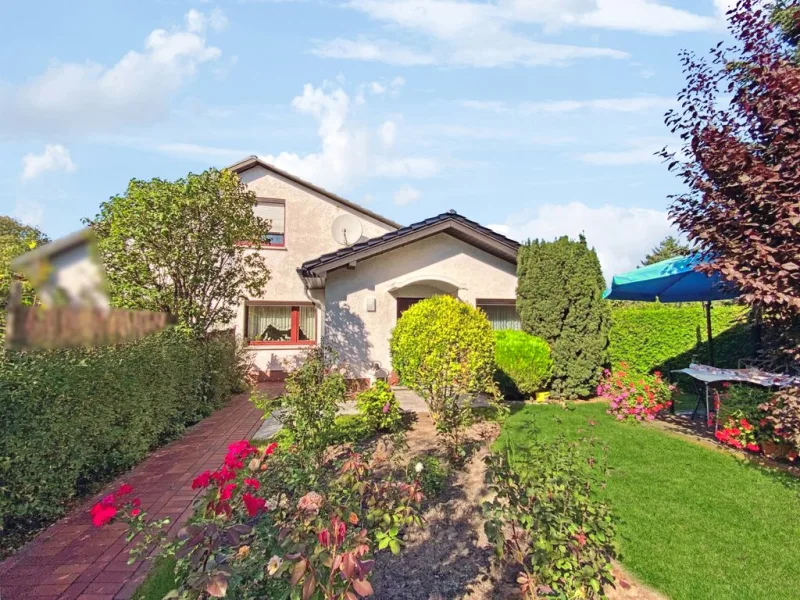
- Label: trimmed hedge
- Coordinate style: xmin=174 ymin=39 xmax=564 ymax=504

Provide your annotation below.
xmin=608 ymin=302 xmax=753 ymax=374
xmin=494 ymin=330 xmax=553 ymax=398
xmin=0 ymin=328 xmax=245 ymax=545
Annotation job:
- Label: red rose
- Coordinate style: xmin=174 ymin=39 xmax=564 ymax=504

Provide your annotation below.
xmin=244 ymin=478 xmax=260 ymax=490
xmin=242 ymin=492 xmax=266 ymax=517
xmin=90 ymin=502 xmax=117 ymax=527
xmin=211 ymin=467 xmax=236 ymax=484
xmin=116 ymin=483 xmax=134 ymax=496
xmin=224 ymin=455 xmax=244 ymax=470
xmin=264 ymin=442 xmax=278 ymax=456
xmin=227 ymin=440 xmax=258 ymax=459
xmin=192 ymin=470 xmax=212 ymax=489
xmin=332 ymin=517 xmax=346 ymax=545
xmin=213 ymin=501 xmax=232 ymax=517
xmin=131 ymin=508 xmax=142 ymax=517
xmin=318 ymin=528 xmax=331 ymax=547
xmin=219 ymin=483 xmax=237 ymax=501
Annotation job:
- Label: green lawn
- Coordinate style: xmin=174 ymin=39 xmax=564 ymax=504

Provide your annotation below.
xmin=498 ymin=402 xmax=800 ymax=600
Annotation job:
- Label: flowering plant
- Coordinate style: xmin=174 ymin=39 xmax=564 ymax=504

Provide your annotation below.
xmin=355 ymin=380 xmax=402 ymax=432
xmin=91 ymin=439 xmax=276 ymax=598
xmin=598 ymin=364 xmax=674 ymax=422
xmin=92 ymin=438 xmax=425 ymax=599
xmin=715 ymin=411 xmax=760 ymax=453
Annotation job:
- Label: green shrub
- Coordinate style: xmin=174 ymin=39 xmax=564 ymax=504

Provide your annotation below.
xmin=0 ymin=328 xmax=242 ymax=548
xmin=517 ymin=236 xmax=611 ymax=400
xmin=390 ymin=295 xmax=496 ymax=457
xmin=256 ymin=345 xmax=346 ymax=465
xmin=494 ymin=330 xmax=553 ymax=398
xmin=356 ymin=380 xmax=402 ymax=432
xmin=483 ymin=437 xmax=617 ymax=599
xmin=608 ymin=302 xmax=752 ymax=374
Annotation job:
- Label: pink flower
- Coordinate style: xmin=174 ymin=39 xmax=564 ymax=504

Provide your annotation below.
xmin=382 ymin=403 xmax=390 ymax=414
xmin=298 ymin=492 xmax=323 ymax=514
xmin=242 ymin=493 xmax=266 ymax=517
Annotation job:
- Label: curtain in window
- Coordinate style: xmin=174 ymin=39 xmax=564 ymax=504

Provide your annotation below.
xmin=299 ymin=306 xmax=316 ymax=341
xmin=479 ymin=304 xmax=522 ymax=331
xmin=254 ymin=202 xmax=285 ymax=234
xmin=248 ymin=306 xmax=291 ymax=341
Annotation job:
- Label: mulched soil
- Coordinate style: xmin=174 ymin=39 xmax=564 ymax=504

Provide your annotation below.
xmin=368 ymin=414 xmax=666 ymax=600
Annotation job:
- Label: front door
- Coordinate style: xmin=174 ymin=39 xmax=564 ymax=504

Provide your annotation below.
xmin=396 ymin=297 xmax=426 ymax=319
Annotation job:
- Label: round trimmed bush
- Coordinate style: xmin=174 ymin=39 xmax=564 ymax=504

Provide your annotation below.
xmin=494 ymin=330 xmax=553 ymax=398
xmin=390 ymin=296 xmax=495 ymax=452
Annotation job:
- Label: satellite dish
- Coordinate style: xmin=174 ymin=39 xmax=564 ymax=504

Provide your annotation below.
xmin=331 ymin=214 xmax=363 ymax=246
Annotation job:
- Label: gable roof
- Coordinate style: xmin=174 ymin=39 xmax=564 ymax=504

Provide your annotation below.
xmin=298 ymin=210 xmax=520 ymax=286
xmin=227 ymin=156 xmax=403 ymax=230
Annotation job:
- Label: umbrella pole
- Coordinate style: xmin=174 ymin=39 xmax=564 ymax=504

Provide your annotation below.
xmin=705 ymin=301 xmax=715 ymax=367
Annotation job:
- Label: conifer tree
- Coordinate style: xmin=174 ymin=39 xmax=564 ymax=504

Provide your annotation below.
xmin=516 ymin=235 xmax=610 ymax=399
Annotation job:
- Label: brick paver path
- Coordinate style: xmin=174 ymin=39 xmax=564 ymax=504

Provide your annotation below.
xmin=0 ymin=386 xmax=281 ymax=600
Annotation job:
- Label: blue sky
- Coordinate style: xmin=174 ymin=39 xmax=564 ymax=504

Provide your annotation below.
xmin=0 ymin=0 xmax=734 ymax=279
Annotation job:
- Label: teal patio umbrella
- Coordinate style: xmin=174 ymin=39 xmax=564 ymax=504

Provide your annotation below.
xmin=603 ymin=253 xmax=740 ymax=365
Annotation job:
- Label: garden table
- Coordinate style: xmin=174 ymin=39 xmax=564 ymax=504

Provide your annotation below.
xmin=671 ymin=363 xmax=800 ymax=423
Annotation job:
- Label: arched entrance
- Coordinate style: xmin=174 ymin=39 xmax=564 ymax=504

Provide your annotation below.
xmin=388 ymin=275 xmax=463 ymax=320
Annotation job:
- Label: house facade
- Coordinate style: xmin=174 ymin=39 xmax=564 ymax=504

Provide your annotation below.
xmin=229 ymin=156 xmax=521 ymax=383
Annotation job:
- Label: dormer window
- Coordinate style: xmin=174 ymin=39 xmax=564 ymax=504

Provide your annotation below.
xmin=254 ymin=200 xmax=285 ymax=246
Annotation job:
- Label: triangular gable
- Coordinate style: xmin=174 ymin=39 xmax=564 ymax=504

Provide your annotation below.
xmin=227 ymin=156 xmax=402 ymax=230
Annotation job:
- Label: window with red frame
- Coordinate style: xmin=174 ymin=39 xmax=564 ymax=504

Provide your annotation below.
xmin=246 ymin=304 xmax=316 ymax=344
xmin=254 ymin=200 xmax=285 ymax=246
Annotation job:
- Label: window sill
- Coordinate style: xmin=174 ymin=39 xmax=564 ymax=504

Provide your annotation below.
xmin=247 ymin=341 xmax=316 ymax=350
xmin=236 ymin=243 xmax=288 ymax=250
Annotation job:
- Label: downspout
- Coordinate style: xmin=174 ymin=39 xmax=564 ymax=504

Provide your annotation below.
xmin=304 ymin=282 xmax=325 ymax=343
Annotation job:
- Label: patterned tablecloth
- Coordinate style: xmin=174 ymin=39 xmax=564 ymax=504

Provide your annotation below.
xmin=673 ymin=363 xmax=800 ymax=388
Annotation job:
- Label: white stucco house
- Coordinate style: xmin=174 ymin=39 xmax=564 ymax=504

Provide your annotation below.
xmin=229 ymin=156 xmax=521 ymax=384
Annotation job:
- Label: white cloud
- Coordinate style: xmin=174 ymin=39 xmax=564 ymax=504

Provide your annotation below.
xmin=565 ymin=0 xmax=719 ymax=34
xmin=577 ymin=138 xmax=668 ymax=165
xmin=355 ymin=76 xmax=406 ymax=104
xmin=259 ymin=81 xmax=439 ymax=190
xmin=186 ymin=7 xmax=228 ymax=33
xmin=713 ymin=0 xmax=737 ymax=18
xmin=393 ymin=184 xmax=421 ymax=205
xmin=463 ymin=96 xmax=675 ymax=115
xmin=379 ymin=120 xmax=397 ymax=147
xmin=317 ymin=0 xmax=720 ymax=68
xmin=315 ymin=0 xmax=628 ymax=68
xmin=311 ymin=38 xmax=436 ymax=66
xmin=0 ymin=10 xmax=222 ymax=136
xmin=21 ymin=144 xmax=76 ymax=181
xmin=489 ymin=202 xmax=679 ymax=282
